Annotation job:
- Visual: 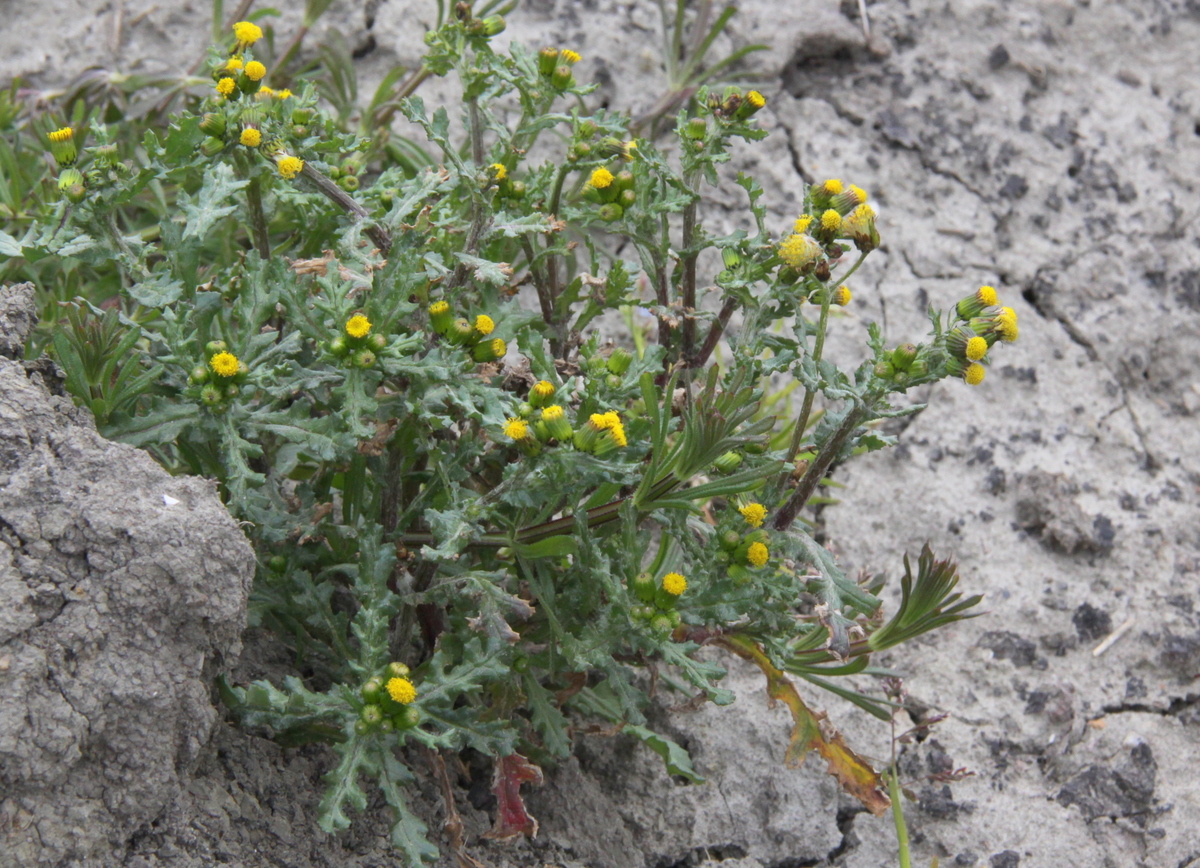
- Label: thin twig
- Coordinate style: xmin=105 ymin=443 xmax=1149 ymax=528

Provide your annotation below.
xmin=245 ymin=176 xmax=271 ymax=259
xmin=299 ymin=163 xmax=392 ymax=254
xmin=773 ymin=403 xmax=868 ymax=531
xmin=694 ymin=296 xmax=737 ymax=367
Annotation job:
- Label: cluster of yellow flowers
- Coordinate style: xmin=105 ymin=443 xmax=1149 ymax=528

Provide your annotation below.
xmin=778 ymin=178 xmax=879 ymax=274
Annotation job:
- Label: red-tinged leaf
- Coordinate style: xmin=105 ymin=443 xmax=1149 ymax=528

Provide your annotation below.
xmin=720 ymin=635 xmax=891 ymax=816
xmin=482 ymin=753 xmax=544 ymax=840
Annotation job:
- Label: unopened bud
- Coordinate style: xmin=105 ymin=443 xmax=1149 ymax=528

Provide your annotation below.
xmin=714 ymin=451 xmax=743 ymax=474
xmin=472 ymin=337 xmax=507 ymax=363
xmin=685 ymin=117 xmax=707 ymax=140
xmin=200 ymin=136 xmax=226 ymax=157
xmin=891 ymin=343 xmax=919 ymax=370
xmin=606 ymin=347 xmax=633 ymax=375
xmin=353 ymin=349 xmax=377 ymax=368
xmin=57 ymin=168 xmax=86 ymax=203
xmin=722 ymin=248 xmax=741 ymax=269
xmin=199 ymin=112 xmax=227 ymax=137
xmin=481 ymin=14 xmax=506 ymax=35
xmin=551 ymin=65 xmax=574 ymax=89
xmin=538 ymin=47 xmax=560 ymax=76
xmin=598 ymin=203 xmax=624 ymax=222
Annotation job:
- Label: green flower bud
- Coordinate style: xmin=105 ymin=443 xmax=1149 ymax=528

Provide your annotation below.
xmin=551 ymin=65 xmax=574 ymax=89
xmin=617 ymin=189 xmax=637 ymax=209
xmin=387 ymin=662 xmax=411 ymax=679
xmin=538 ymin=47 xmax=560 ymax=76
xmin=471 ymin=337 xmax=507 ymax=363
xmin=518 ymin=402 xmax=534 ymax=418
xmin=571 ymin=141 xmax=593 ymax=160
xmin=713 ymin=450 xmax=743 ymax=474
xmin=649 ymin=613 xmax=674 ymax=633
xmin=606 ymin=347 xmax=633 ymax=375
xmin=667 ymin=610 xmax=682 ymax=628
xmin=56 ymin=168 xmax=85 ymax=204
xmin=586 ymin=355 xmax=608 ymax=376
xmin=481 ymin=15 xmax=506 ymax=35
xmin=205 ymin=340 xmax=229 ymax=358
xmin=267 ymin=555 xmax=288 ymax=573
xmin=199 ymin=112 xmax=227 ymax=137
xmin=395 ymin=706 xmax=422 ymax=729
xmin=728 ymin=564 xmax=751 ymax=586
xmin=378 ymin=718 xmax=394 ymax=734
xmin=722 ymin=248 xmax=742 ymax=270
xmin=292 ymin=107 xmax=315 ymax=125
xmin=598 ymin=203 xmax=624 ymax=222
xmin=630 ymin=571 xmax=657 ymax=604
xmin=507 ymin=180 xmax=526 ymax=199
xmin=362 ymin=676 xmax=384 ymax=702
xmin=891 ymin=343 xmax=919 ymax=370
xmin=353 ymin=349 xmax=377 ymax=368
xmin=428 ymin=300 xmax=453 ymax=336
xmin=874 ymin=360 xmax=896 ymax=380
xmin=613 ymin=170 xmax=635 ymax=192
xmin=605 ymin=373 xmax=623 ymax=389
xmin=328 ymin=336 xmax=349 ymax=357
xmin=200 ymin=384 xmax=224 ymax=406
xmin=908 ymin=359 xmax=929 ymax=378
xmin=719 ymin=529 xmax=742 ymax=552
xmin=445 ymin=318 xmax=475 ymax=346
xmin=686 ymin=117 xmax=707 ymax=139
xmin=338 ymin=174 xmax=360 ymax=192
xmin=368 ymin=333 xmax=387 ymax=352
xmin=224 ymin=383 xmax=240 ymax=399
xmin=578 ymin=120 xmax=598 ymax=139
xmin=744 ymin=438 xmax=768 ymax=455
xmin=200 ymin=136 xmax=226 ymax=157
xmin=360 ymin=704 xmax=383 ymax=727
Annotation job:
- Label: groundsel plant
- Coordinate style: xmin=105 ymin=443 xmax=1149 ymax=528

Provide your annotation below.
xmin=3 ymin=6 xmax=1019 ymax=862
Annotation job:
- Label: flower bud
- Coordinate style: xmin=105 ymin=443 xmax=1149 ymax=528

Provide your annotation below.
xmin=47 ymin=127 xmax=77 ymax=167
xmin=445 ymin=318 xmax=475 ymax=346
xmin=649 ymin=613 xmax=674 ymax=633
xmin=387 ymin=662 xmax=411 ymax=679
xmin=874 ymin=359 xmax=895 ymax=380
xmin=830 ymin=184 xmax=868 ymax=215
xmin=360 ymin=704 xmax=383 ymax=727
xmin=685 ymin=117 xmax=707 ymax=140
xmin=199 ymin=112 xmax=227 ymax=137
xmin=205 ymin=340 xmax=228 ymax=357
xmin=606 ymin=347 xmax=633 ymax=376
xmin=908 ymin=359 xmax=929 ymax=378
xmin=200 ymin=136 xmax=226 ymax=157
xmin=956 ymin=285 xmax=1000 ymax=320
xmin=338 ymin=174 xmax=360 ymax=192
xmin=538 ymin=47 xmax=560 ymax=76
xmin=613 ymin=170 xmax=635 ymax=192
xmin=713 ymin=451 xmax=743 ymax=474
xmin=722 ymin=248 xmax=742 ymax=270
xmin=395 ymin=706 xmax=422 ymax=729
xmin=598 ymin=203 xmax=624 ymax=222
xmin=529 ymin=379 xmax=556 ymax=408
xmin=188 ymin=365 xmax=210 ymax=385
xmin=617 ymin=189 xmax=637 ymax=209
xmin=540 ymin=404 xmax=573 ymax=442
xmin=551 ymin=65 xmax=574 ymax=89
xmin=225 ymin=383 xmax=240 ymax=399
xmin=267 ymin=555 xmax=288 ymax=573
xmin=428 ymin=300 xmax=453 ymax=335
xmin=368 ymin=333 xmax=387 ymax=352
xmin=328 ymin=336 xmax=349 ymax=357
xmin=353 ymin=349 xmax=377 ymax=368
xmin=482 ymin=14 xmax=506 ymax=35
xmin=630 ymin=571 xmax=657 ymax=604
xmin=472 ymin=337 xmax=507 ymax=363
xmin=577 ymin=119 xmax=597 ymax=139
xmin=719 ymin=529 xmax=742 ymax=552
xmin=891 ymin=343 xmax=918 ymax=371
xmin=841 ymin=203 xmax=880 ymax=252
xmin=200 ymin=384 xmax=224 ymax=406
xmin=735 ymin=90 xmax=766 ymax=120
xmin=57 ymin=168 xmax=86 ymax=203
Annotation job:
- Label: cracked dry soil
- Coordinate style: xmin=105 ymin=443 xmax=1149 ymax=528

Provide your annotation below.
xmin=3 ymin=1 xmax=1200 ymax=866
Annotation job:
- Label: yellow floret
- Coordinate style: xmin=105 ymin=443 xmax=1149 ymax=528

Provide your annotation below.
xmin=560 ymin=49 xmax=581 ymax=64
xmin=490 ymin=163 xmax=507 ymax=180
xmin=822 ymin=178 xmax=844 ymax=195
xmin=739 ymin=503 xmax=767 ymax=528
xmin=978 ymin=285 xmax=999 ymax=306
xmin=345 ymin=314 xmax=371 ymax=338
xmin=996 ymin=318 xmax=1019 ymax=342
xmin=239 ymin=128 xmax=262 ymax=147
xmin=225 ymin=57 xmax=243 ymax=71
xmin=542 ymin=405 xmax=564 ymax=421
xmin=589 ymin=167 xmax=614 ymax=188
xmin=608 ymin=422 xmax=627 ymax=448
xmin=277 ymin=156 xmax=304 ymax=179
xmin=793 ymin=214 xmax=814 ymax=234
xmin=209 ymin=351 xmax=240 ymax=378
xmin=778 ymin=233 xmax=822 ymax=270
xmin=849 ymin=184 xmax=868 ymax=202
xmin=473 ymin=314 xmax=495 ymax=335
xmin=661 ymin=572 xmax=687 ymax=596
xmin=821 ymin=209 xmax=842 ymax=231
xmin=216 ymin=77 xmax=236 ymax=97
xmin=429 ymin=300 xmax=450 ymax=315
xmin=964 ymin=363 xmax=986 ymax=386
xmin=532 ymin=380 xmax=556 ymax=399
xmin=386 ymin=677 xmax=417 ymax=704
xmin=276 ymin=89 xmax=293 ymax=99
xmin=244 ymin=61 xmax=266 ymax=81
xmin=49 ymin=127 xmax=74 ymax=142
xmin=256 ymin=86 xmax=277 ymax=99
xmin=747 ymin=541 xmax=769 ymax=567
xmin=504 ymin=418 xmax=530 ymax=440
xmin=833 ymin=285 xmax=852 ymax=306
xmin=747 ymin=90 xmax=766 ymax=109
xmin=233 ymin=21 xmax=263 ymax=44
xmin=965 ymin=336 xmax=988 ymax=361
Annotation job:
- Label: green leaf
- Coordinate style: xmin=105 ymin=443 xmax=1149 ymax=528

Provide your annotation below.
xmin=181 ymin=162 xmax=248 ymax=240
xmin=624 ymin=724 xmax=705 ymax=783
xmin=513 ymin=535 xmax=578 ymax=559
xmin=375 ymin=748 xmax=440 ymax=864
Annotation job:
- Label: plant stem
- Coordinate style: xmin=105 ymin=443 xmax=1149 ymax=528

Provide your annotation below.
xmin=272 ymin=24 xmax=311 ymax=80
xmin=299 ymin=163 xmax=392 ymax=254
xmin=694 ymin=296 xmax=737 ymax=367
xmin=547 ymin=163 xmax=571 ymax=219
xmin=772 ymin=402 xmax=867 ymax=531
xmin=245 ymin=176 xmax=271 ymax=259
xmin=887 ymin=768 xmax=912 ymax=868
xmin=520 ymin=236 xmax=556 ymax=332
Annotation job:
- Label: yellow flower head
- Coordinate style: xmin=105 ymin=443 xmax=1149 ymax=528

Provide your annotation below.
xmin=965 ymin=336 xmax=988 ymax=361
xmin=209 ymin=351 xmax=240 ymax=378
xmin=997 ymin=319 xmax=1019 ymax=343
xmin=589 ymin=167 xmax=614 ymax=189
xmin=821 ymin=209 xmax=842 ymax=232
xmin=621 ymin=140 xmax=638 ymax=161
xmin=225 ymin=57 xmax=244 ymax=71
xmin=473 ymin=314 xmax=495 ymax=335
xmin=661 ymin=572 xmax=687 ymax=596
xmin=778 ymin=233 xmax=822 ymax=271
xmin=747 ymin=90 xmax=766 ymax=109
xmin=490 ymin=163 xmax=507 ymax=181
xmin=964 ymin=363 xmax=986 ymax=386
xmin=590 ymin=411 xmax=620 ymax=430
xmin=542 ymin=404 xmax=564 ymax=421
xmin=608 ymin=421 xmax=628 ymax=448
xmin=216 ymin=77 xmax=236 ymax=97
xmin=793 ymin=214 xmax=814 ymax=234
xmin=822 ymin=178 xmax=844 ymax=195
xmin=560 ymin=49 xmax=581 ymax=64
xmin=747 ymin=541 xmax=769 ymax=567
xmin=833 ymin=285 xmax=852 ymax=306
xmin=239 ymin=128 xmax=262 ymax=147
xmin=233 ymin=20 xmax=263 ymax=45
xmin=978 ymin=285 xmax=999 ymax=306
xmin=852 ymin=203 xmax=876 ymax=221
xmin=739 ymin=502 xmax=767 ymax=528
xmin=504 ymin=417 xmax=530 ymax=440
xmin=244 ymin=61 xmax=267 ymax=82
xmin=486 ymin=337 xmax=506 ymax=357
xmin=256 ymin=86 xmax=277 ymax=99
xmin=276 ymin=89 xmax=293 ymax=99
xmin=48 ymin=127 xmax=74 ymax=143
xmin=850 ymin=184 xmax=868 ymax=202
xmin=429 ymin=300 xmax=450 ymax=316
xmin=386 ymin=676 xmax=417 ymax=704
xmin=532 ymin=380 xmax=556 ymax=399
xmin=346 ymin=314 xmax=371 ymax=338
xmin=277 ymin=155 xmax=304 ymax=179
